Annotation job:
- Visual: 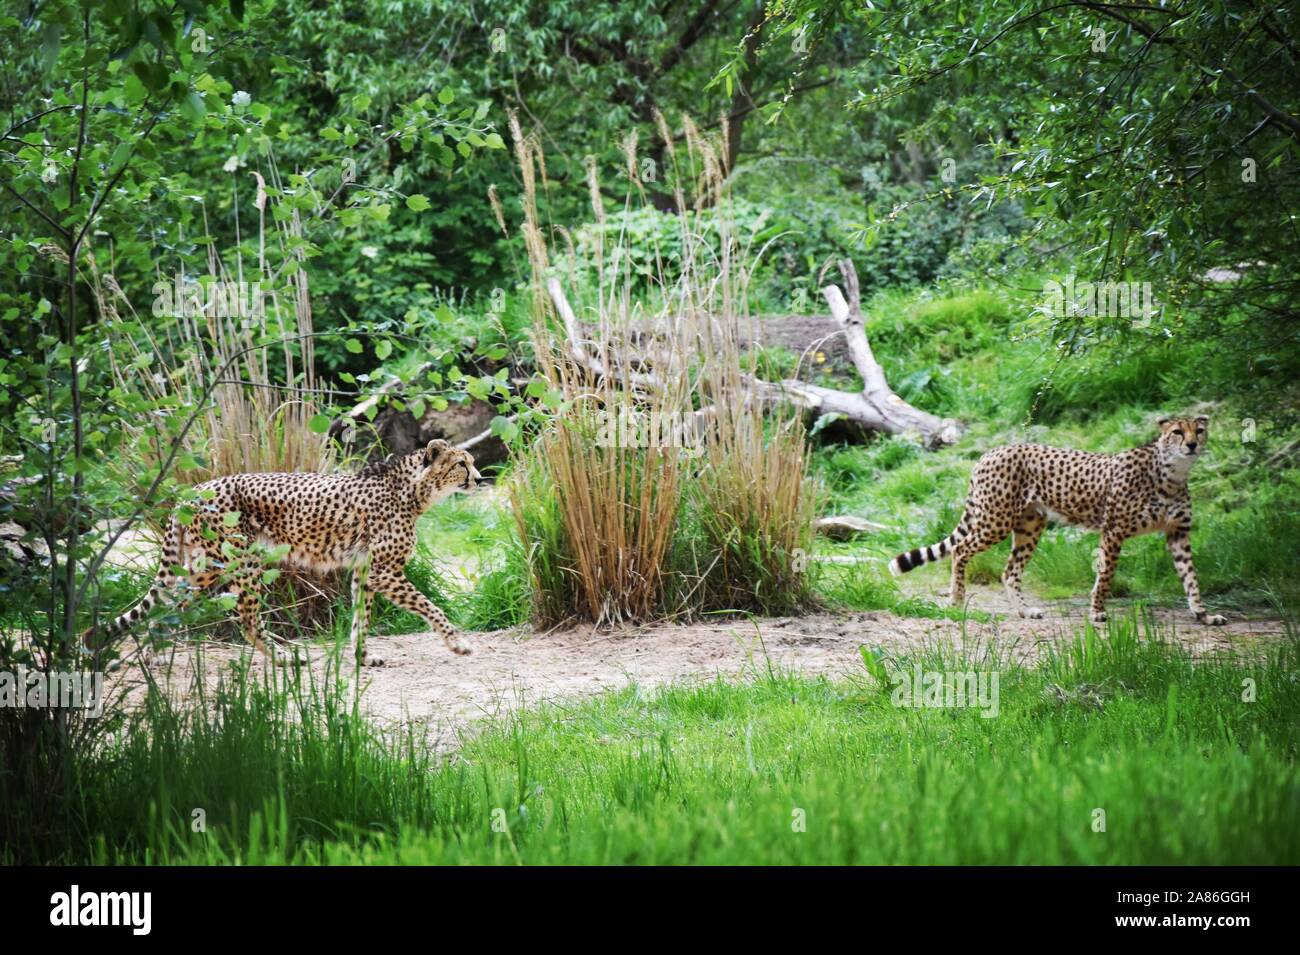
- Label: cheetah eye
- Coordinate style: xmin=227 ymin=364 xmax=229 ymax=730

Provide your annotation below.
xmin=1171 ymin=429 xmax=1183 ymax=437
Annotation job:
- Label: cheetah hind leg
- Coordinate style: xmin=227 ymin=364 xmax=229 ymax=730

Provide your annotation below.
xmin=350 ymin=562 xmax=383 ymax=667
xmin=950 ymin=523 xmax=1012 ymax=609
xmin=231 ymin=577 xmax=305 ymax=667
xmin=1002 ymin=512 xmax=1047 ymax=619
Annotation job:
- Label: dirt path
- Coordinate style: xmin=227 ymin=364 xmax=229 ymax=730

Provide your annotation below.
xmin=105 ymin=590 xmax=1286 ymax=750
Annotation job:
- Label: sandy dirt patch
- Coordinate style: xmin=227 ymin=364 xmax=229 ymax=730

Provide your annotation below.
xmin=102 ymin=589 xmax=1286 ymax=751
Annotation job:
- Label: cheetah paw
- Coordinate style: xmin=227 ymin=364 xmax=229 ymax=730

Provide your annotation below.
xmin=361 ymin=653 xmax=385 ymax=667
xmin=1021 ymin=606 xmax=1045 ymax=620
xmin=1090 ymin=611 xmax=1107 ymax=624
xmin=447 ymin=637 xmax=472 ymax=656
xmin=267 ymin=647 xmax=307 ymax=667
xmin=1197 ymin=612 xmax=1227 ymax=626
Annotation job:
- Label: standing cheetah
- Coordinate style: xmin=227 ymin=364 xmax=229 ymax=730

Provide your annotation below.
xmin=84 ymin=439 xmax=481 ymax=666
xmin=889 ymin=415 xmax=1226 ymax=625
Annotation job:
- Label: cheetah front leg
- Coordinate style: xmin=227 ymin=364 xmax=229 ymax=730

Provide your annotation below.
xmin=1089 ymin=533 xmax=1125 ymax=624
xmin=1165 ymin=527 xmax=1225 ymax=625
xmin=369 ymin=566 xmax=472 ymax=656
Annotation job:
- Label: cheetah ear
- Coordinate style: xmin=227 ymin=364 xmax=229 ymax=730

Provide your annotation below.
xmin=424 ymin=438 xmax=450 ymax=463
xmin=1194 ymin=414 xmax=1209 ymax=426
xmin=1156 ymin=415 xmax=1171 ymax=428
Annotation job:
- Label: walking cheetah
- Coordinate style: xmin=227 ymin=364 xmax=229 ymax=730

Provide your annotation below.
xmin=84 ymin=439 xmax=481 ymax=666
xmin=889 ymin=415 xmax=1226 ymax=625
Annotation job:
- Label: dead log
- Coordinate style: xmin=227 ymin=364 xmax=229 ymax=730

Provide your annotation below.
xmin=546 ymin=259 xmax=963 ymax=450
xmin=815 ymin=260 xmax=962 ymax=447
xmin=737 ymin=262 xmax=961 ymax=447
xmin=547 ymin=278 xmax=663 ymax=393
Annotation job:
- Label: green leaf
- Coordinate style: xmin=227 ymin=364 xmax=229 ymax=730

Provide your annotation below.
xmin=405 ymin=194 xmax=431 ymax=212
xmin=345 ymin=338 xmax=364 ymax=354
xmin=123 ymin=73 xmax=148 ymax=104
xmin=375 ymin=339 xmax=392 ymax=360
xmin=490 ymin=415 xmax=519 ymax=442
xmin=810 ymin=412 xmax=847 ymax=437
xmin=39 ymin=21 xmax=61 ymax=74
xmin=308 ymin=414 xmax=332 ymax=434
xmin=859 ymin=646 xmax=891 ymax=688
xmin=179 ymin=91 xmax=207 ymax=123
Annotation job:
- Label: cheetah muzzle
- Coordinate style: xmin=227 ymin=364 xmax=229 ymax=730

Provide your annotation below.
xmin=83 ymin=439 xmax=484 ymax=667
xmin=888 ymin=414 xmax=1226 ymax=628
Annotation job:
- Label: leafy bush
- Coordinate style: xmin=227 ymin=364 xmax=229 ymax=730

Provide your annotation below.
xmin=571 ymin=186 xmax=1025 ymax=314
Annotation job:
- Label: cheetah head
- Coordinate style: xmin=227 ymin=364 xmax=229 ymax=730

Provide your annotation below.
xmin=411 ymin=439 xmax=481 ymax=506
xmin=1156 ymin=414 xmax=1209 ymax=464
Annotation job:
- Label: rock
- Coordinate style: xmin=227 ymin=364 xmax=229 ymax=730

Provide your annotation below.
xmin=814 ymin=515 xmax=889 ymax=541
xmin=0 ymin=520 xmax=48 ymax=562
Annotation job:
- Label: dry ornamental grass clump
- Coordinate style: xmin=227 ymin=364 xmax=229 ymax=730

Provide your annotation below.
xmin=508 ymin=110 xmax=816 ymax=626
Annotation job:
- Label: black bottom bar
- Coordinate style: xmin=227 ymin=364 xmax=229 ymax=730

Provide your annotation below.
xmin=1 ymin=865 xmax=1287 ymax=939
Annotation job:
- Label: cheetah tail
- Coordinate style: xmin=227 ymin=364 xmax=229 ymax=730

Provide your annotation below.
xmin=888 ymin=516 xmax=969 ymax=576
xmin=82 ymin=520 xmax=183 ymax=651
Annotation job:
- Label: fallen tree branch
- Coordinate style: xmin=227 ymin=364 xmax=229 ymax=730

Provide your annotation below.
xmin=546 ymin=278 xmax=664 ymax=393
xmin=546 ymin=261 xmax=963 ymax=450
xmin=815 ymin=259 xmax=964 ymax=447
xmin=457 ymin=424 xmax=502 ymax=452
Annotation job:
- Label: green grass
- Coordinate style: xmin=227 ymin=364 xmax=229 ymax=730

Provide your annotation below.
xmin=9 ymin=613 xmax=1295 ymax=865
xmin=812 ymin=558 xmax=995 ymax=622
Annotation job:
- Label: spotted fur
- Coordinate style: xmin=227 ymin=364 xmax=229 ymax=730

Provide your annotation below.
xmin=84 ymin=439 xmax=482 ymax=665
xmin=889 ymin=415 xmax=1226 ymax=626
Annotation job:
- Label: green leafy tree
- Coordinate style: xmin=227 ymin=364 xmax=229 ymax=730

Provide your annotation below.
xmin=0 ymin=0 xmax=500 ymax=857
xmin=754 ymin=1 xmax=1300 ymax=393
